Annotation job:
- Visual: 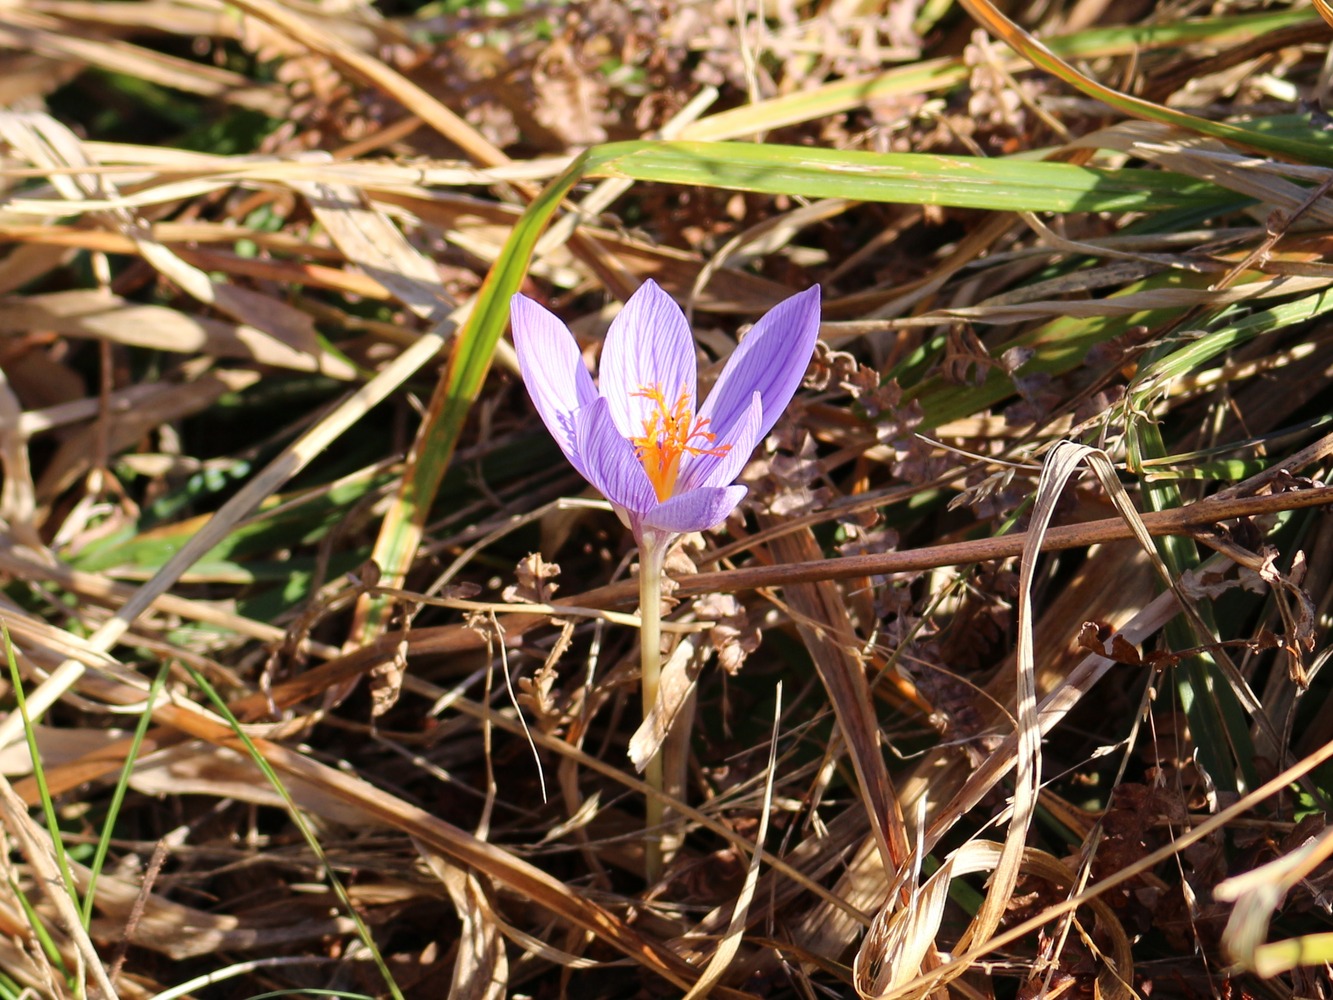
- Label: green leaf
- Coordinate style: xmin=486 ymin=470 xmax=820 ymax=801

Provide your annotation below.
xmin=584 ymin=141 xmax=1226 ymax=213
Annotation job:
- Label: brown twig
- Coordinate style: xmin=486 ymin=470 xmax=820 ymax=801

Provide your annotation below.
xmin=227 ymin=484 xmax=1333 ymax=719
xmin=650 ymin=483 xmax=1333 ymax=598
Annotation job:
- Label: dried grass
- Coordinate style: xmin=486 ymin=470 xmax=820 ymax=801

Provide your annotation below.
xmin=0 ymin=0 xmax=1331 ymax=997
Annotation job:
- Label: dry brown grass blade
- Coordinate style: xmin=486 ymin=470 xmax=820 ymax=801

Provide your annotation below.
xmin=956 ymin=451 xmax=1085 ymax=985
xmin=0 ymin=224 xmax=398 ymax=301
xmin=853 ymin=842 xmax=1133 ymax=1000
xmin=931 ymin=272 xmax=1326 ymax=325
xmin=0 ymin=111 xmax=356 ymax=379
xmin=851 ymin=808 xmax=949 ymax=1000
xmin=628 ymin=634 xmax=702 ymax=773
xmin=0 ymin=238 xmax=71 ymax=295
xmin=296 ymin=176 xmax=455 ymax=324
xmin=0 ymin=877 xmax=64 ymax=999
xmin=0 ymin=724 xmax=124 ymax=778
xmin=0 ymin=7 xmax=283 ymax=113
xmin=0 ymin=364 xmax=38 ymax=547
xmin=0 ymin=290 xmax=344 ymax=373
xmin=891 ymin=740 xmax=1333 ymax=999
xmin=74 ymin=853 xmax=356 ymax=960
xmin=0 ymin=326 xmax=449 ymax=752
xmin=224 ymin=0 xmax=505 ymax=167
xmin=0 ymin=49 xmax=80 ymax=108
xmin=0 ymin=600 xmax=133 ymax=676
xmin=156 ymin=716 xmax=721 ymax=995
xmin=10 ymin=728 xmax=182 ymax=805
xmin=681 ymin=683 xmax=782 ymax=1000
xmin=0 ymin=771 xmax=119 ymax=999
xmin=124 ymin=742 xmax=373 ymax=826
xmin=764 ymin=524 xmax=910 ymax=877
xmin=427 ymin=859 xmax=509 ymax=1000
xmin=33 ymin=367 xmax=258 ymax=509
xmin=1216 ymin=823 xmax=1333 ymax=976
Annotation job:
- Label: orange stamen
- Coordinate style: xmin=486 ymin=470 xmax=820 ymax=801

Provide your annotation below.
xmin=629 ymin=384 xmax=730 ymax=502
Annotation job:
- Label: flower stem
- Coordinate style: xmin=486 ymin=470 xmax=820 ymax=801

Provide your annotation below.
xmin=638 ymin=539 xmax=666 ymax=882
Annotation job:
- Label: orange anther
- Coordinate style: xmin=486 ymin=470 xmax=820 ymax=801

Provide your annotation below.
xmin=629 ymin=384 xmax=730 ymax=502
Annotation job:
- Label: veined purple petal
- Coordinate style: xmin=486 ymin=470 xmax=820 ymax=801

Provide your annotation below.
xmin=511 ymin=293 xmax=599 ymax=474
xmin=599 ymin=279 xmax=698 ymax=441
xmin=697 ymin=285 xmax=820 ymax=444
xmin=575 ymin=396 xmax=658 ymax=515
xmin=677 ymin=390 xmax=762 ymax=493
xmin=643 ymin=485 xmax=748 ymax=534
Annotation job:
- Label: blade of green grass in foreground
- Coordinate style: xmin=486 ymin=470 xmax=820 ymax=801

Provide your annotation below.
xmin=357 ymin=140 xmax=1231 ymax=640
xmin=584 ymin=141 xmax=1224 ymax=213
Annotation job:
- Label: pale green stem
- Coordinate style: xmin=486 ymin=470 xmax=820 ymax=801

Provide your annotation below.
xmin=638 ymin=538 xmax=667 ymax=882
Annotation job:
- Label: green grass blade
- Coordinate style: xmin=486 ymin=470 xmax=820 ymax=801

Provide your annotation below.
xmin=1125 ymin=419 xmax=1254 ymax=793
xmin=81 ymin=660 xmax=171 ymax=927
xmin=584 ymin=141 xmax=1224 ymax=213
xmin=4 ymin=628 xmax=84 ymax=923
xmin=905 ymin=274 xmax=1205 ymax=428
xmin=11 ymin=879 xmax=69 ymax=983
xmin=1130 ymin=289 xmax=1333 ymax=404
xmin=181 ymin=666 xmax=405 ymax=1000
xmin=354 ymin=151 xmax=591 ymax=639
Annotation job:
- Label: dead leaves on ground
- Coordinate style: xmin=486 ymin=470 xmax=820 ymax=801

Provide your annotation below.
xmin=0 ymin=0 xmax=1332 ymax=997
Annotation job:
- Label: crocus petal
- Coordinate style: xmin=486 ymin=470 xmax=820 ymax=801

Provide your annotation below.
xmin=575 ymin=396 xmax=658 ymax=515
xmin=677 ymin=390 xmax=762 ymax=493
xmin=697 ymin=285 xmax=820 ymax=443
xmin=643 ymin=485 xmax=748 ymax=534
xmin=599 ymin=279 xmax=698 ymax=440
xmin=511 ymin=293 xmax=599 ymax=473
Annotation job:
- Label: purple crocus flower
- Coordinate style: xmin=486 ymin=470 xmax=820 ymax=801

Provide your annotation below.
xmin=510 ymin=280 xmax=821 ymax=545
